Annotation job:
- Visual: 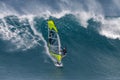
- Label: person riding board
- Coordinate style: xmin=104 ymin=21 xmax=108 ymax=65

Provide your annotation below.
xmin=60 ymin=47 xmax=67 ymax=57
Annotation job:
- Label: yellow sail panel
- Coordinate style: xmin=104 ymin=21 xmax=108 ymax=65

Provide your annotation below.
xmin=50 ymin=51 xmax=62 ymax=62
xmin=48 ymin=20 xmax=58 ymax=32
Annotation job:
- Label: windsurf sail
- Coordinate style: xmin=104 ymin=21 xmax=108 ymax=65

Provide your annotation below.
xmin=47 ymin=20 xmax=62 ymax=64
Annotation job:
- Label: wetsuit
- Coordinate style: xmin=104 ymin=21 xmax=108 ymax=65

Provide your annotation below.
xmin=62 ymin=49 xmax=67 ymax=56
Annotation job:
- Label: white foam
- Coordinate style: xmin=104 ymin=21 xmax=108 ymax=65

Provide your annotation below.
xmin=27 ymin=16 xmax=52 ymax=58
xmin=0 ymin=0 xmax=119 ymax=52
xmin=0 ymin=16 xmax=39 ymax=51
xmin=45 ymin=10 xmax=71 ymax=19
xmin=99 ymin=17 xmax=120 ymax=39
xmin=74 ymin=11 xmax=95 ymax=28
xmin=0 ymin=0 xmax=114 ymax=31
xmin=0 ymin=2 xmax=19 ymax=18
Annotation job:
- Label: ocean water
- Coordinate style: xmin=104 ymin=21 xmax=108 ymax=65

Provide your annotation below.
xmin=0 ymin=15 xmax=120 ymax=80
xmin=0 ymin=0 xmax=120 ymax=80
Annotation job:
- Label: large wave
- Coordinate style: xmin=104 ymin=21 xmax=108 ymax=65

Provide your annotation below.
xmin=0 ymin=0 xmax=120 ymax=80
xmin=0 ymin=15 xmax=120 ymax=51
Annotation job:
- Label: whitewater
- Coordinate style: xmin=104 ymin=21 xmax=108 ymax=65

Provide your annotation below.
xmin=0 ymin=0 xmax=120 ymax=80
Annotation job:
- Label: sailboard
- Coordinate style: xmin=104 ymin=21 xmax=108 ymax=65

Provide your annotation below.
xmin=47 ymin=20 xmax=63 ymax=67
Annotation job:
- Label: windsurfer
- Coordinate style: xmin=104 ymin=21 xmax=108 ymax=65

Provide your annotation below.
xmin=60 ymin=47 xmax=67 ymax=57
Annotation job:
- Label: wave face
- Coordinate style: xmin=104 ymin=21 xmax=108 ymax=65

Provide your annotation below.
xmin=0 ymin=14 xmax=120 ymax=80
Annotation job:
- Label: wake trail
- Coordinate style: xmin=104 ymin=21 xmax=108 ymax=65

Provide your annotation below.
xmin=28 ymin=17 xmax=51 ymax=57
